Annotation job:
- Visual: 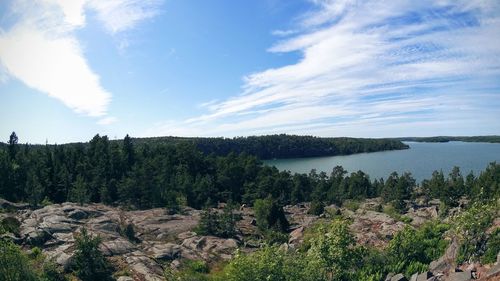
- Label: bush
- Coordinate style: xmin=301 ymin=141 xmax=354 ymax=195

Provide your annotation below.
xmin=388 ymin=221 xmax=449 ymax=277
xmin=72 ymin=228 xmax=114 ymax=281
xmin=308 ymin=200 xmax=325 ymax=216
xmin=0 ymin=239 xmax=38 ymax=281
xmin=254 ymin=197 xmax=289 ymax=233
xmin=221 ymin=247 xmax=321 ymax=281
xmin=118 ymin=223 xmax=138 ymax=243
xmin=1 ymin=217 xmax=21 ymax=236
xmin=453 ymin=201 xmax=496 ymax=263
xmin=196 ymin=205 xmax=238 ymax=238
xmin=482 ymin=228 xmax=500 ymax=264
xmin=306 ymin=218 xmax=363 ymax=280
xmin=343 ymin=200 xmax=360 ymax=211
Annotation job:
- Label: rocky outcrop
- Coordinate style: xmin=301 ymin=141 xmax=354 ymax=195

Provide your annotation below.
xmin=429 ymin=238 xmax=460 ymax=275
xmin=406 ymin=206 xmax=439 ymax=226
xmin=0 ymin=198 xmax=29 ymax=210
xmin=348 ymin=210 xmax=406 ymax=248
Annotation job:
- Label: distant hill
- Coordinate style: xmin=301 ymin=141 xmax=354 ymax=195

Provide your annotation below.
xmin=397 ymin=135 xmax=500 ymax=143
xmin=133 ymin=134 xmax=409 ymax=159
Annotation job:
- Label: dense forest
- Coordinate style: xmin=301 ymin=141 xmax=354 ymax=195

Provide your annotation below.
xmin=398 ymin=135 xmax=500 ymax=143
xmin=112 ymin=134 xmax=409 ymax=159
xmin=0 ymin=132 xmax=498 ymax=212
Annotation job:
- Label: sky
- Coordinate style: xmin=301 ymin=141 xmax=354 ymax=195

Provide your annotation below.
xmin=0 ymin=0 xmax=499 ymax=144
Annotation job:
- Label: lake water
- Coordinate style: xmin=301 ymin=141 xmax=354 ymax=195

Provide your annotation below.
xmin=264 ymin=142 xmax=500 ymax=182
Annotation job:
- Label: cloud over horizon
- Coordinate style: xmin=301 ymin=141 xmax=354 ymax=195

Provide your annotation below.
xmin=146 ymin=0 xmax=500 ymax=138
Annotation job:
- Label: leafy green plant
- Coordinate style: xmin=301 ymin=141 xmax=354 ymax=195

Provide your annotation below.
xmin=254 ymin=197 xmax=289 ymax=233
xmin=1 ymin=217 xmax=21 ymax=236
xmin=196 ymin=205 xmax=239 ymax=238
xmin=453 ymin=201 xmax=496 ymax=263
xmin=71 ymin=228 xmax=114 ymax=281
xmin=482 ymin=228 xmax=500 ymax=264
xmin=308 ymin=200 xmax=325 ymax=216
xmin=0 ymin=239 xmax=39 ymax=281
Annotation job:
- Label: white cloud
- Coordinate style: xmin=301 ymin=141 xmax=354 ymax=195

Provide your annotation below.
xmin=146 ymin=0 xmax=500 ymax=138
xmin=87 ymin=0 xmax=163 ymax=33
xmin=97 ymin=116 xmax=119 ymax=125
xmin=0 ymin=0 xmax=163 ymax=118
xmin=0 ymin=24 xmax=111 ymax=116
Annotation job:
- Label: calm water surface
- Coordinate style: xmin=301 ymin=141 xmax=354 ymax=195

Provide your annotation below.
xmin=264 ymin=142 xmax=500 ymax=182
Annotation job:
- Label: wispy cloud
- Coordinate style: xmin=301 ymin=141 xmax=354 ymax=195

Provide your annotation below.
xmin=87 ymin=0 xmax=163 ymax=34
xmin=146 ymin=0 xmax=500 ymax=137
xmin=0 ymin=0 xmax=163 ymax=118
xmin=97 ymin=116 xmax=119 ymax=125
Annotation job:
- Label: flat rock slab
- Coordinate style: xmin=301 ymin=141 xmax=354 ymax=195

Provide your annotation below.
xmin=447 ymin=270 xmax=472 ymax=281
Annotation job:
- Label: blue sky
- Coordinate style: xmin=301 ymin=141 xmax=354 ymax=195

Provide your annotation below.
xmin=1 ymin=0 xmax=500 ymax=144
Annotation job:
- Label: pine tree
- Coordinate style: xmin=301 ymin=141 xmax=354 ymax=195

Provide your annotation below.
xmin=69 ymin=175 xmax=90 ymax=206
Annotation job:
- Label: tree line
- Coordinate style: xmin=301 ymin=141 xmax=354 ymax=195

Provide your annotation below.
xmin=134 ymin=134 xmax=409 ymax=159
xmin=0 ymin=132 xmax=498 ymax=213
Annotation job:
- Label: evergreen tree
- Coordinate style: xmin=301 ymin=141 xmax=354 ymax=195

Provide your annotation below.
xmin=72 ymin=228 xmax=114 ymax=281
xmin=69 ymin=175 xmax=90 ymax=206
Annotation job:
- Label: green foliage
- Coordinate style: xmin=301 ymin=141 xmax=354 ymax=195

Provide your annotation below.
xmin=343 ymin=200 xmax=360 ymax=211
xmin=69 ymin=175 xmax=90 ymax=206
xmin=453 ymin=201 xmax=496 ymax=263
xmin=387 ymin=221 xmax=449 ymax=276
xmin=482 ymin=228 xmax=500 ymax=264
xmin=308 ymin=200 xmax=325 ymax=215
xmin=306 ymin=218 xmax=363 ymax=280
xmin=166 ymin=260 xmax=211 ymax=281
xmin=221 ymin=247 xmax=322 ymax=281
xmin=254 ymin=197 xmax=289 ymax=233
xmin=0 ymin=239 xmax=38 ymax=281
xmin=0 ymin=132 xmax=410 ymax=210
xmin=1 ymin=217 xmax=21 ymax=235
xmin=72 ymin=228 xmax=114 ymax=281
xmin=196 ymin=206 xmax=239 ymax=238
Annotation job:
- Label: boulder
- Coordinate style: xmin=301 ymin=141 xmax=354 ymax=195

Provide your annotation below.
xmin=288 ymin=226 xmax=304 ymax=245
xmin=67 ymin=209 xmax=88 ymax=220
xmin=485 ymin=261 xmax=500 ymax=280
xmin=125 ymin=254 xmax=164 ymax=281
xmin=87 ymin=216 xmax=120 ymax=234
xmin=390 ymin=273 xmax=407 ymax=281
xmin=429 ymin=238 xmax=459 ymax=274
xmin=45 ymin=244 xmax=74 ymax=271
xmin=100 ymin=238 xmax=136 ymax=256
xmin=412 ymin=271 xmax=432 ymax=281
xmin=447 ymin=270 xmax=472 ymax=281
xmin=150 ymin=243 xmax=182 ymax=260
xmin=117 ymin=277 xmax=134 ymax=281
xmin=0 ymin=198 xmax=29 ymax=210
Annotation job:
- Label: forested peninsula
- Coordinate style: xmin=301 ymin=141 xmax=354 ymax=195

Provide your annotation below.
xmin=397 ymin=136 xmax=500 ymax=143
xmin=129 ymin=134 xmax=409 ymax=159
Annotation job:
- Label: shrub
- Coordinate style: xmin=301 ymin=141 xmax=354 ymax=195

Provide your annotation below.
xmin=308 ymin=200 xmax=325 ymax=216
xmin=196 ymin=205 xmax=238 ymax=238
xmin=453 ymin=201 xmax=496 ymax=263
xmin=482 ymin=228 xmax=500 ymax=264
xmin=1 ymin=217 xmax=21 ymax=236
xmin=221 ymin=247 xmax=321 ymax=281
xmin=72 ymin=228 xmax=114 ymax=281
xmin=343 ymin=200 xmax=360 ymax=211
xmin=254 ymin=197 xmax=289 ymax=233
xmin=388 ymin=221 xmax=449 ymax=277
xmin=0 ymin=239 xmax=38 ymax=281
xmin=306 ymin=218 xmax=363 ymax=280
